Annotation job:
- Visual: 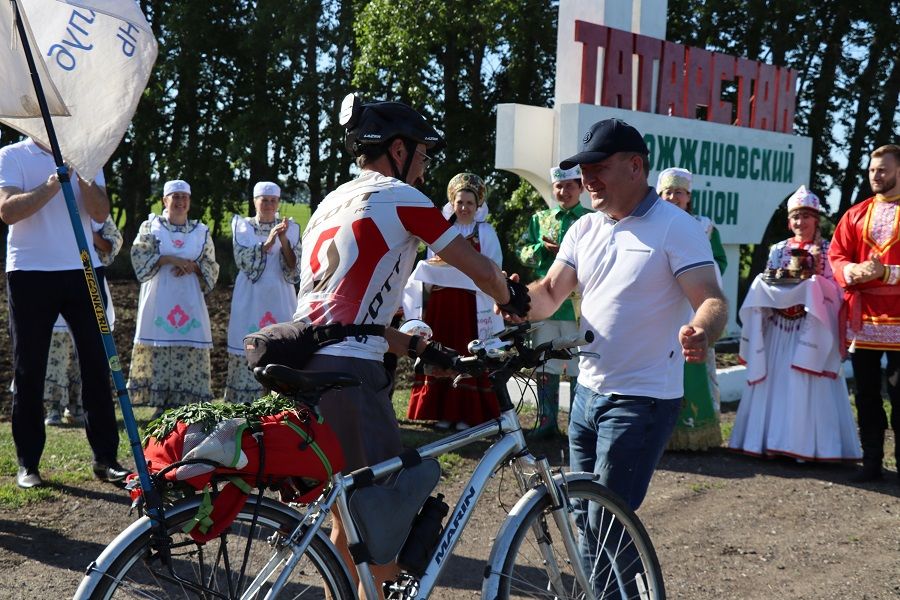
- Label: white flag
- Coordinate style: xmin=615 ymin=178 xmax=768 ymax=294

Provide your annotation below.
xmin=0 ymin=0 xmax=157 ymax=177
xmin=0 ymin=1 xmax=69 ymax=118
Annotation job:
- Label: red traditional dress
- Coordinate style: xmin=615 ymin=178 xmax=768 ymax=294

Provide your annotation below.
xmin=829 ymin=194 xmax=900 ymax=350
xmin=404 ymin=221 xmax=503 ymax=427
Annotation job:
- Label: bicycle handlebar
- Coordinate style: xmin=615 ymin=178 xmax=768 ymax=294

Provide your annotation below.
xmin=452 ymin=322 xmax=594 ymax=378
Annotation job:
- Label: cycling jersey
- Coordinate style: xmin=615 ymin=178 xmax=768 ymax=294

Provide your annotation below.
xmin=294 ymin=170 xmax=457 ymax=361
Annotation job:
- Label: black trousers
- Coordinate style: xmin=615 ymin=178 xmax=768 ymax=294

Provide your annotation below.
xmin=7 ymin=269 xmax=119 ymax=469
xmin=850 ymin=348 xmax=900 ymax=464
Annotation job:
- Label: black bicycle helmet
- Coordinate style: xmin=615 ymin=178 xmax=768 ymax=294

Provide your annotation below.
xmin=340 ymin=93 xmax=445 ymax=157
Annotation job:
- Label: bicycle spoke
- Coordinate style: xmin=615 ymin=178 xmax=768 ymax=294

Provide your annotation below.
xmin=81 ymin=499 xmax=354 ymax=600
xmin=496 ymin=480 xmax=664 ymax=600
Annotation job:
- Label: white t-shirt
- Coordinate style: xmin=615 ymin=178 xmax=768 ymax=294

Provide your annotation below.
xmin=557 ymin=189 xmax=715 ymax=399
xmin=294 ymin=170 xmax=458 ymax=361
xmin=0 ymin=138 xmax=106 ymax=271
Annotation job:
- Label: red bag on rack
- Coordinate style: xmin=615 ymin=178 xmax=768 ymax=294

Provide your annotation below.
xmin=143 ymin=408 xmax=344 ymax=542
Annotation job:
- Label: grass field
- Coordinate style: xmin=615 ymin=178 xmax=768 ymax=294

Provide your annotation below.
xmin=127 ymin=201 xmax=313 ymax=235
xmin=1 ymin=390 xmax=891 ymax=509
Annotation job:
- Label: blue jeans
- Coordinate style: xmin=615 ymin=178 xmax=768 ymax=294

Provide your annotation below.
xmin=568 ymin=386 xmax=681 ymax=510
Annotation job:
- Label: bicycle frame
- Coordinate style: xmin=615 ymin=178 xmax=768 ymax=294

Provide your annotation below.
xmin=253 ymin=383 xmax=592 ymax=600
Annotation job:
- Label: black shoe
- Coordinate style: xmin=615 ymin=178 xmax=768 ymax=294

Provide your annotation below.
xmin=16 ymin=467 xmax=43 ymax=489
xmin=92 ymin=461 xmax=132 ymax=483
xmin=849 ymin=465 xmax=883 ymax=483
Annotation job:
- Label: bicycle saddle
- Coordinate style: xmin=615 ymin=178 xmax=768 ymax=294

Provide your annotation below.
xmin=254 ymin=364 xmax=361 ymax=396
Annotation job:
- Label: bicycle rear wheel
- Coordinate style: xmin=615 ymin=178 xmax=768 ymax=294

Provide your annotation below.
xmin=496 ymin=478 xmax=665 ymax=600
xmin=80 ymin=496 xmax=354 ymax=600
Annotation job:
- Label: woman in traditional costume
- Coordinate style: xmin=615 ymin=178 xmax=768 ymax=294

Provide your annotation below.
xmin=403 ymin=173 xmax=503 ymax=430
xmin=128 ymin=180 xmax=219 ymax=415
xmin=729 ymin=186 xmax=862 ymax=461
xmin=224 ymin=181 xmax=301 ymax=403
xmin=657 ymin=167 xmax=725 ymax=450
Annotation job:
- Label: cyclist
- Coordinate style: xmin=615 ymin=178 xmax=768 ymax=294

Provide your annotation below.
xmin=293 ymin=94 xmax=529 ymax=594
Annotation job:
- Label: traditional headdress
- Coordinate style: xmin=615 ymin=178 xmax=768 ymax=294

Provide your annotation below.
xmin=163 ymin=179 xmax=191 ymax=196
xmin=550 ymin=165 xmax=582 ymax=183
xmin=446 ymin=172 xmax=486 ymax=206
xmin=655 ymin=167 xmax=692 ymax=194
xmin=787 ymin=185 xmax=826 ymax=214
xmin=253 ymin=181 xmax=281 ymax=198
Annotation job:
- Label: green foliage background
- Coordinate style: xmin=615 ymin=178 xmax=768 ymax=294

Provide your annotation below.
xmin=1 ymin=0 xmax=897 ymax=291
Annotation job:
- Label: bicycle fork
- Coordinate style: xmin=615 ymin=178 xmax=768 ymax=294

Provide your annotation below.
xmin=515 ymin=455 xmax=598 ymax=600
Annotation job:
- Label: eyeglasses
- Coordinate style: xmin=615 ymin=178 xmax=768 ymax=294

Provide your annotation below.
xmin=415 ymin=149 xmax=432 ymax=167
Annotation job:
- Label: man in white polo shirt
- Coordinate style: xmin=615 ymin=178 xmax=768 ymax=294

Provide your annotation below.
xmin=0 ymin=137 xmax=129 ymax=488
xmin=503 ymin=119 xmax=727 ymax=510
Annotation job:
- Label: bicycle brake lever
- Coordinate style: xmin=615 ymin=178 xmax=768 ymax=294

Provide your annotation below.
xmin=451 ymin=373 xmax=471 ymax=388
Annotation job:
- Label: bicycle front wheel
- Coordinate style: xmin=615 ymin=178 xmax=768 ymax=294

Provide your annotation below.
xmin=495 ymin=478 xmax=665 ymax=600
xmin=79 ymin=495 xmax=355 ymax=600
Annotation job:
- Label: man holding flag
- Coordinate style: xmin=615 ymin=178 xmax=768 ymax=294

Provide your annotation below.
xmin=0 ymin=137 xmax=129 ymax=487
xmin=0 ymin=0 xmax=158 ymax=488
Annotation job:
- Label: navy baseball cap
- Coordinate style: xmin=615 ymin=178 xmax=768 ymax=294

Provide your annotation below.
xmin=559 ymin=119 xmax=649 ymax=169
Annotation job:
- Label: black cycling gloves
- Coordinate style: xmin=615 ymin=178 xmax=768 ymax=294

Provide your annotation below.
xmin=498 ymin=277 xmax=531 ymax=317
xmin=419 ymin=341 xmax=459 ymax=370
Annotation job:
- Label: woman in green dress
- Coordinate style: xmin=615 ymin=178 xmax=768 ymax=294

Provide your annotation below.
xmin=657 ymin=167 xmax=726 ymax=450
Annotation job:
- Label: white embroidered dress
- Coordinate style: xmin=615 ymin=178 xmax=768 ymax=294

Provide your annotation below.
xmin=225 ymin=215 xmax=301 ymax=403
xmin=134 ymin=215 xmax=213 ymax=348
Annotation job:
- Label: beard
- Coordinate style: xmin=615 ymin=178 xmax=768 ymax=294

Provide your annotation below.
xmin=872 ymin=174 xmax=897 ymax=194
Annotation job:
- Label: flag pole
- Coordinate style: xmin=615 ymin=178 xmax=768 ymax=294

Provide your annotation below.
xmin=10 ymin=0 xmax=162 ymax=519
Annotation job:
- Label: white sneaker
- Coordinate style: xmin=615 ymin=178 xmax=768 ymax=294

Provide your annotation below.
xmin=434 ymin=420 xmax=452 ymax=431
xmin=454 ymin=422 xmax=471 ymax=431
xmin=44 ymin=410 xmax=62 ymax=426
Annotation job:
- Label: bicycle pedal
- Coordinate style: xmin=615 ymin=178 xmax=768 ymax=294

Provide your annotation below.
xmin=383 ymin=573 xmax=419 ymax=600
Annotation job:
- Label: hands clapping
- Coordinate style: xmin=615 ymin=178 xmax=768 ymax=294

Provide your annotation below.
xmin=263 ymin=218 xmax=290 ymax=252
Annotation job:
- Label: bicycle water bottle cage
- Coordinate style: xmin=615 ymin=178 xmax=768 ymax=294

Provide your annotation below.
xmin=348 ymin=458 xmax=441 ymax=565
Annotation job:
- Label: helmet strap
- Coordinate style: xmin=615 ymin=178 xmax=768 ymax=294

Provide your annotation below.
xmin=388 ymin=138 xmax=417 ymax=184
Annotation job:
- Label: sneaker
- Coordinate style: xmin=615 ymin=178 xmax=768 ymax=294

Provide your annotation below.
xmin=44 ymin=410 xmax=62 ymax=426
xmin=454 ymin=422 xmax=471 ymax=431
xmin=63 ymin=407 xmax=85 ymax=425
xmin=17 ymin=467 xmax=43 ymax=489
xmin=434 ymin=420 xmax=452 ymax=431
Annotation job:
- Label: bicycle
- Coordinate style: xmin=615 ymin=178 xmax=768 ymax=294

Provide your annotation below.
xmin=75 ymin=321 xmax=665 ymax=600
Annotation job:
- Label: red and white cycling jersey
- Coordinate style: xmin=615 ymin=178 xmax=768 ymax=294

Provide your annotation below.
xmin=294 ymin=170 xmax=457 ymax=360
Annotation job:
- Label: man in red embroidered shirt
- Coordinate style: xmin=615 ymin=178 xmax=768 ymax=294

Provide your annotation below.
xmin=829 ymin=144 xmax=900 ymax=483
xmin=293 ymin=94 xmax=529 ymax=593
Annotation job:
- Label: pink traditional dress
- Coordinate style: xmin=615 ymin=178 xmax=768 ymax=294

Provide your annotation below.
xmin=224 ymin=214 xmax=301 ymax=403
xmin=128 ymin=214 xmax=219 ymax=407
xmin=729 ymin=238 xmax=862 ymax=461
